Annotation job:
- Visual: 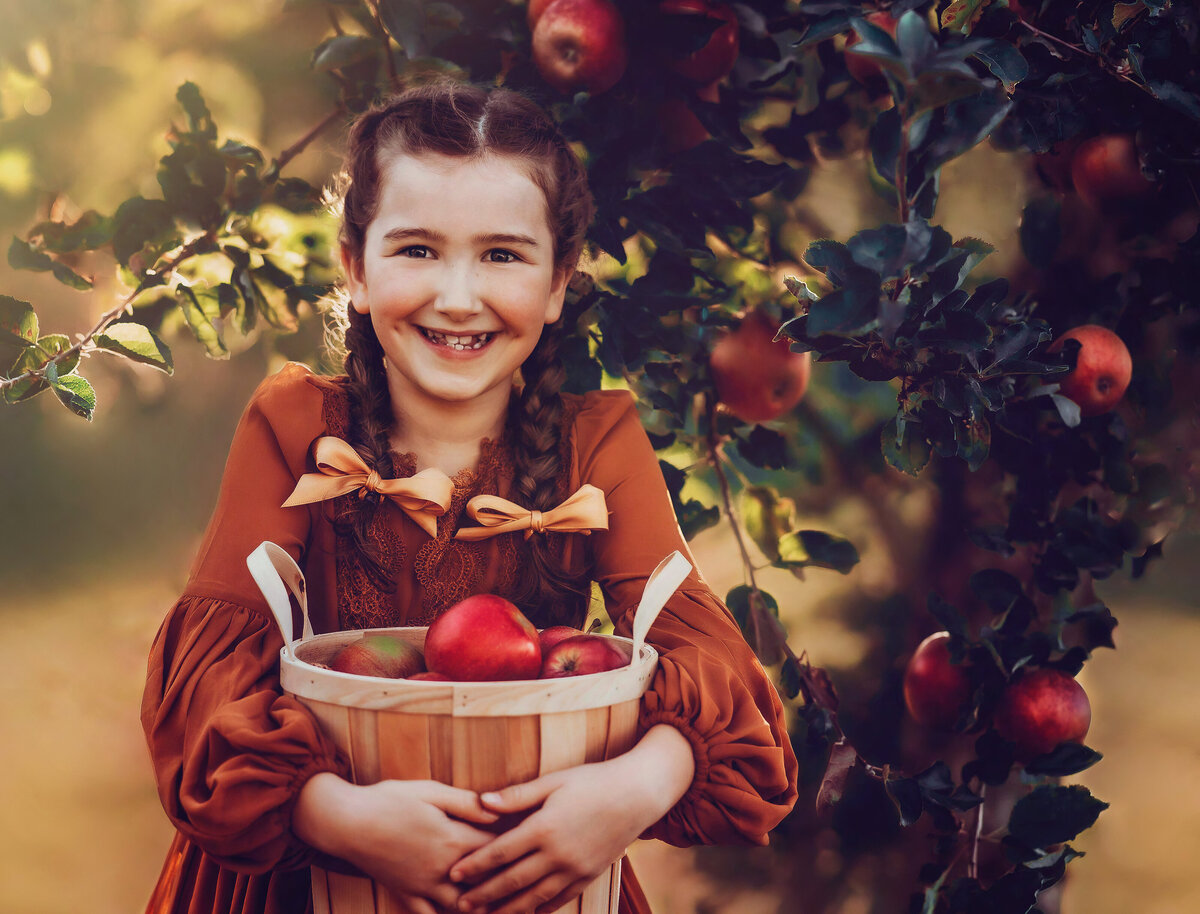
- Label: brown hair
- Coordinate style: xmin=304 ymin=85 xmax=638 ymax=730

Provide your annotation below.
xmin=331 ymin=81 xmax=595 ymax=626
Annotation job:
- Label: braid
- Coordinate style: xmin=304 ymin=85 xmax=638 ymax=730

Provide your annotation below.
xmin=510 ymin=319 xmax=591 ymax=627
xmin=338 ymin=307 xmax=399 ymax=591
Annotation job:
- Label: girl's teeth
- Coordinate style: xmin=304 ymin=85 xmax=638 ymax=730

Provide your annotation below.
xmin=424 ymin=329 xmax=492 ymax=350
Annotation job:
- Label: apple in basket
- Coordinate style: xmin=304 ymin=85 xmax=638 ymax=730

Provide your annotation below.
xmin=538 ymin=625 xmax=583 ymax=654
xmin=329 ymin=633 xmax=425 ymax=679
xmin=540 ymin=635 xmax=630 ymax=678
xmin=425 ymin=594 xmax=543 ymax=681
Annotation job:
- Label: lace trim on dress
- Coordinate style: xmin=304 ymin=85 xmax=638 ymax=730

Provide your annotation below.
xmin=319 ymin=380 xmax=584 ymax=628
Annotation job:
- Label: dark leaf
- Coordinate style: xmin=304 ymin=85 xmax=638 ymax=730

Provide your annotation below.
xmin=736 ymin=425 xmax=789 ymax=469
xmin=969 ymin=569 xmax=1024 ymax=614
xmin=0 ymin=295 xmax=37 ymax=346
xmin=883 ymin=414 xmax=932 ymax=476
xmin=1023 ymin=743 xmax=1103 ymax=777
xmin=886 ymin=777 xmax=925 ymax=827
xmin=927 ymin=592 xmax=968 ymax=640
xmin=1019 ymin=196 xmax=1061 ymax=270
xmin=778 ymin=529 xmax=860 ymax=574
xmin=816 ymin=738 xmax=858 ymax=814
xmin=8 ymin=237 xmax=93 ymax=290
xmin=311 ymin=35 xmax=378 ymax=72
xmin=1008 ymin=785 xmax=1108 ymax=849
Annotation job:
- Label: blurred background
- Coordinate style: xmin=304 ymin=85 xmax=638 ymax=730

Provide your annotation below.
xmin=2 ymin=1 xmax=1198 ymax=912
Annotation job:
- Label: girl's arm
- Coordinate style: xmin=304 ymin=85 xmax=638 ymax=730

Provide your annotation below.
xmin=447 ymin=724 xmax=694 ymax=914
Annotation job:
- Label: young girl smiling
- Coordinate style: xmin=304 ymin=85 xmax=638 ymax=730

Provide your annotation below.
xmin=142 ymin=82 xmax=797 ymax=914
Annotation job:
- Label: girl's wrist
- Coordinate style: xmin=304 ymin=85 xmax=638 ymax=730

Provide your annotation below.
xmin=621 ymin=723 xmax=696 ymax=820
xmin=294 ymin=771 xmax=360 ymax=859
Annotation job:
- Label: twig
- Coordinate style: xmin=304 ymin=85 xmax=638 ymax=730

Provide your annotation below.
xmin=1016 ymin=19 xmax=1155 ymax=96
xmin=969 ymin=783 xmax=988 ymax=879
xmin=706 ymin=398 xmax=760 ymax=590
xmin=273 ymin=105 xmax=346 ymax=173
xmin=366 ymin=0 xmax=401 ymax=91
xmin=0 ymin=234 xmax=212 ymax=392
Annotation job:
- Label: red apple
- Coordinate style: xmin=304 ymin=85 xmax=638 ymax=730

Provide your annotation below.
xmin=1047 ymin=324 xmax=1132 ymax=417
xmin=1069 ymin=134 xmax=1156 ymax=211
xmin=425 ymin=594 xmax=542 ymax=681
xmin=902 ymin=632 xmax=972 ymax=730
xmin=540 ymin=634 xmax=629 ymax=678
xmin=329 ymin=633 xmax=425 ymax=679
xmin=845 ymin=11 xmax=898 ymax=87
xmin=709 ymin=309 xmax=813 ymax=423
xmin=659 ymin=0 xmax=740 ymax=83
xmin=993 ymin=668 xmax=1091 ymax=760
xmin=527 ymin=0 xmax=556 ymax=27
xmin=407 ymin=671 xmax=452 ymax=681
xmin=538 ymin=625 xmax=582 ymax=654
xmin=656 ymin=81 xmax=719 ymax=153
xmin=532 ymin=0 xmax=628 ymax=95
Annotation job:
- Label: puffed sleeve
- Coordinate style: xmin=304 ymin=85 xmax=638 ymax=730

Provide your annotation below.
xmin=574 ymin=391 xmax=799 ymax=848
xmin=141 ymin=363 xmax=350 ymax=873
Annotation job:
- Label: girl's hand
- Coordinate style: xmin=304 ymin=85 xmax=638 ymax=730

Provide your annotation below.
xmin=450 ymin=724 xmax=695 ymax=914
xmin=295 ymin=772 xmax=500 ymax=914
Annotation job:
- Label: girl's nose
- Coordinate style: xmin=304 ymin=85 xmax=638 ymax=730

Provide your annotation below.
xmin=433 ymin=262 xmax=483 ymax=322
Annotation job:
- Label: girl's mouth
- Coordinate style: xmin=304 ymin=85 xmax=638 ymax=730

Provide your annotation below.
xmin=418 ymin=327 xmax=495 ymax=351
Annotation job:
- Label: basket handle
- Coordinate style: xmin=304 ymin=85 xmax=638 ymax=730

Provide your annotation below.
xmin=631 ymin=550 xmax=693 ymax=661
xmin=246 ymin=541 xmax=314 ymax=659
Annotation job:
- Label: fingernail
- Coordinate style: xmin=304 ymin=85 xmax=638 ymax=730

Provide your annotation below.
xmin=450 ymin=870 xmax=463 ymax=883
xmin=481 ymin=792 xmax=501 ymax=805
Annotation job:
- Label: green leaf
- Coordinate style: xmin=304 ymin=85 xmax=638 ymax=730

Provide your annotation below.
xmin=1023 ymin=743 xmax=1103 ymax=778
xmin=175 ymin=284 xmax=228 ymax=359
xmin=740 ymin=485 xmax=797 ymax=563
xmin=176 ymin=82 xmax=216 ymax=139
xmin=8 ymin=237 xmax=93 ymax=290
xmin=27 ymin=211 xmax=113 ymax=252
xmin=93 ymin=323 xmax=174 ymax=374
xmin=47 ymin=367 xmax=96 ymax=420
xmin=724 ymin=585 xmax=787 ymax=664
xmin=940 ymin=0 xmax=989 ymax=33
xmin=378 ymin=0 xmax=425 ymax=55
xmin=0 ymin=295 xmax=37 ymax=345
xmin=311 ymin=34 xmax=378 ymax=72
xmin=778 ymin=529 xmax=860 ymax=574
xmin=1008 ymin=785 xmax=1108 ymax=849
xmin=971 ymin=38 xmax=1029 ymax=92
xmin=112 ymin=197 xmax=179 ymax=267
xmin=4 ymin=333 xmax=79 ymax=403
xmin=883 ymin=414 xmax=932 ymax=476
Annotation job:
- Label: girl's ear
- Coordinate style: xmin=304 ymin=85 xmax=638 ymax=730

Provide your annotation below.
xmin=544 ymin=265 xmax=571 ymax=325
xmin=340 ymin=244 xmax=369 ymax=315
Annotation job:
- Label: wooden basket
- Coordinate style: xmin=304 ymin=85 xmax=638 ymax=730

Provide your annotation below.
xmin=247 ymin=542 xmax=690 ymax=914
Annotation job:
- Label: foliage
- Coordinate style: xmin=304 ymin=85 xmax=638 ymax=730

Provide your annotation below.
xmin=4 ymin=1 xmax=1199 ymax=912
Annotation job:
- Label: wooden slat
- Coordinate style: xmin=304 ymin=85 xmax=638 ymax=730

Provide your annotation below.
xmin=604 ymin=700 xmax=639 ymax=759
xmin=583 ymin=706 xmax=611 ymax=763
xmin=578 ymin=870 xmax=609 ymax=914
xmin=303 ymin=699 xmax=355 ymax=771
xmin=427 ymin=714 xmax=455 ymax=784
xmin=375 ymin=711 xmax=432 ymax=781
xmin=349 ymin=708 xmax=381 ymax=785
xmin=609 ymin=859 xmax=623 ymax=914
xmin=310 ymin=867 xmax=332 ymax=914
xmin=324 ymin=872 xmax=376 ymax=914
xmin=538 ymin=710 xmax=590 ymax=775
xmin=505 ymin=715 xmax=541 ymax=786
xmin=451 ymin=716 xmax=511 ymax=792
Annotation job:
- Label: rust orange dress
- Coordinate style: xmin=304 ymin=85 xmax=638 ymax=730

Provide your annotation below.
xmin=142 ymin=362 xmax=798 ymax=914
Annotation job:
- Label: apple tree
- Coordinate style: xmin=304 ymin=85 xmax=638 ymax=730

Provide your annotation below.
xmin=3 ymin=1 xmax=1198 ymax=912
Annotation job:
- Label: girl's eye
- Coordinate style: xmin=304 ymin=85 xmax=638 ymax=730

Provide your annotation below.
xmin=396 ymin=245 xmax=432 ymax=258
xmin=486 ymin=249 xmax=519 ymax=264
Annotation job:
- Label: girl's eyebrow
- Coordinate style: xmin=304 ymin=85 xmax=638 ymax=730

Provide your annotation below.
xmin=381 ymin=226 xmax=541 ymax=247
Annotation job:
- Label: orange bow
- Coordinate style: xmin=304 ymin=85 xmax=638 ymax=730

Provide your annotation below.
xmin=454 ymin=484 xmax=610 ymax=541
xmin=282 ymin=436 xmax=453 ymax=537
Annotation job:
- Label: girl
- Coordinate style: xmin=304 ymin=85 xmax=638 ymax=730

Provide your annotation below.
xmin=142 ymin=81 xmax=797 ymax=914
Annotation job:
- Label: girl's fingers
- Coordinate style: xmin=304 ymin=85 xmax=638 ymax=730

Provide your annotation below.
xmin=422 ymin=781 xmax=503 ymax=825
xmin=534 ymin=878 xmax=593 ymax=914
xmin=450 ymin=822 xmax=542 ymax=884
xmin=487 ymin=873 xmax=576 ymax=914
xmin=456 ymin=851 xmax=553 ymax=910
xmin=478 ymin=771 xmax=563 ymax=813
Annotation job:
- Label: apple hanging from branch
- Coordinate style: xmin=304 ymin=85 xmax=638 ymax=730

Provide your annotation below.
xmin=531 ymin=0 xmax=628 ymax=95
xmin=709 ymin=308 xmax=813 ymax=423
xmin=993 ymin=668 xmax=1092 ymax=760
xmin=1047 ymin=324 xmax=1133 ymax=418
xmin=902 ymin=631 xmax=973 ymax=730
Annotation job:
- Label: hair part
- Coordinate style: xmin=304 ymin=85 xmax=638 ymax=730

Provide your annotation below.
xmin=330 ymin=81 xmax=594 ymax=623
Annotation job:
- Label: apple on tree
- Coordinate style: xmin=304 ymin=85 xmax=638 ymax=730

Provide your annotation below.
xmin=658 ymin=0 xmax=740 ymax=83
xmin=993 ymin=667 xmax=1092 ymax=760
xmin=540 ymin=634 xmax=630 ymax=678
xmin=531 ymin=0 xmax=628 ymax=95
xmin=709 ymin=308 xmax=813 ymax=423
xmin=329 ymin=633 xmax=425 ymax=679
xmin=1069 ymin=134 xmax=1156 ymax=212
xmin=425 ymin=593 xmax=543 ymax=681
xmin=902 ymin=631 xmax=972 ymax=730
xmin=1047 ymin=324 xmax=1133 ymax=417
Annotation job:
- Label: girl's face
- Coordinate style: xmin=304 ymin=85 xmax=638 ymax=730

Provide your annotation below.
xmin=343 ymin=151 xmax=569 ymax=413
